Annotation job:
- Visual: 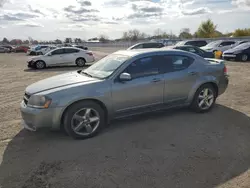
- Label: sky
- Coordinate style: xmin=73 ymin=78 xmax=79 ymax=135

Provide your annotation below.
xmin=0 ymin=0 xmax=250 ymax=40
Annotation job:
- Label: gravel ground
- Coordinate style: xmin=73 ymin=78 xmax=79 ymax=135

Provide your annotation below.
xmin=0 ymin=49 xmax=250 ymax=188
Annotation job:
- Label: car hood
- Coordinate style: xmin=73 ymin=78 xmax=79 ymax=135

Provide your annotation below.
xmin=200 ymin=46 xmax=213 ymax=51
xmin=26 ymin=71 xmax=98 ymax=94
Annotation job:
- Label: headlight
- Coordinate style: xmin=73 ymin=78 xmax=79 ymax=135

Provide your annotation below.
xmin=233 ymin=50 xmax=242 ymax=54
xmin=27 ymin=95 xmax=52 ymax=109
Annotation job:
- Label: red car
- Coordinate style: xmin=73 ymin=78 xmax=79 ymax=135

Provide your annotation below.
xmin=12 ymin=46 xmax=30 ymax=53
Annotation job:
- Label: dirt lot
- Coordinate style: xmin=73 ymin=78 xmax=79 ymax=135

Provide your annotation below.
xmin=0 ymin=49 xmax=250 ymax=188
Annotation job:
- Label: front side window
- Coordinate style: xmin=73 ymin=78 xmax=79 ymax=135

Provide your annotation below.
xmin=220 ymin=41 xmax=235 ymax=46
xmin=126 ymin=56 xmax=162 ymax=79
xmin=64 ymin=48 xmax=79 ymax=53
xmin=160 ymin=55 xmax=194 ymax=72
xmin=132 ymin=44 xmax=143 ymax=49
xmin=51 ymin=49 xmax=64 ymax=55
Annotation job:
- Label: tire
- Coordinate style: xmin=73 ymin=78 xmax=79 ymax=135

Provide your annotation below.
xmin=63 ymin=101 xmax=106 ymax=139
xmin=76 ymin=58 xmax=86 ymax=67
xmin=35 ymin=60 xmax=46 ymax=69
xmin=190 ymin=83 xmax=216 ymax=113
xmin=240 ymin=54 xmax=248 ymax=62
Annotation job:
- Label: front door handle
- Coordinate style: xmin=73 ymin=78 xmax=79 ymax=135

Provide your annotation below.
xmin=188 ymin=71 xmax=198 ymax=76
xmin=151 ymin=78 xmax=162 ymax=83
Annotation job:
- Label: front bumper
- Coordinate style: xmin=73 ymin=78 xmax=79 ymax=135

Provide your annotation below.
xmin=20 ymin=100 xmax=63 ymax=131
xmin=27 ymin=60 xmax=35 ymax=68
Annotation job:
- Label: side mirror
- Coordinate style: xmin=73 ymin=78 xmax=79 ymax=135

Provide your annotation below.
xmin=48 ymin=53 xmax=52 ymax=56
xmin=119 ymin=73 xmax=132 ymax=81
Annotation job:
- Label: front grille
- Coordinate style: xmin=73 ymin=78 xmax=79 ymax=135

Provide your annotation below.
xmin=23 ymin=93 xmax=30 ymax=105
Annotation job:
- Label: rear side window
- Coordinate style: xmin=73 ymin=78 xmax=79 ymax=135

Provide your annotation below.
xmin=186 ymin=41 xmax=207 ymax=47
xmin=132 ymin=44 xmax=143 ymax=49
xmin=160 ymin=55 xmax=194 ymax=72
xmin=64 ymin=48 xmax=79 ymax=53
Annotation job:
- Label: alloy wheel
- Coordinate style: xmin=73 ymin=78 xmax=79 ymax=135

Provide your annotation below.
xmin=198 ymin=88 xmax=214 ymax=110
xmin=242 ymin=54 xmax=248 ymax=62
xmin=71 ymin=108 xmax=100 ymax=136
xmin=36 ymin=61 xmax=45 ymax=69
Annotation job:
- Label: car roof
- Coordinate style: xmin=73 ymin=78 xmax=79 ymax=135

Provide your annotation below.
xmin=174 ymin=45 xmax=198 ymax=48
xmin=113 ymin=48 xmax=196 ymax=57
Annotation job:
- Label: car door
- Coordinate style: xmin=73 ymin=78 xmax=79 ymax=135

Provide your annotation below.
xmin=47 ymin=49 xmax=65 ymax=66
xmin=160 ymin=55 xmax=198 ymax=105
xmin=111 ymin=55 xmax=165 ymax=117
xmin=218 ymin=41 xmax=236 ymax=51
xmin=63 ymin=48 xmax=79 ymax=65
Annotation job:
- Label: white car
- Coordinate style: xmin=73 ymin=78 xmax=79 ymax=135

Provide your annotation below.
xmin=27 ymin=47 xmax=95 ymax=69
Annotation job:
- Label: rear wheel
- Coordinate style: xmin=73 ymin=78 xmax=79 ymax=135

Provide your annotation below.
xmin=190 ymin=84 xmax=216 ymax=113
xmin=35 ymin=60 xmax=46 ymax=69
xmin=63 ymin=101 xmax=105 ymax=139
xmin=76 ymin=58 xmax=86 ymax=67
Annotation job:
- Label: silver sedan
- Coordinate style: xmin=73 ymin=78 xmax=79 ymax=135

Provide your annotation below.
xmin=20 ymin=49 xmax=229 ymax=139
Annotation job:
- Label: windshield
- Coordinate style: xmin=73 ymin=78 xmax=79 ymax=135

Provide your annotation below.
xmin=233 ymin=42 xmax=250 ymax=49
xmin=205 ymin=41 xmax=221 ymax=47
xmin=83 ymin=54 xmax=130 ymax=79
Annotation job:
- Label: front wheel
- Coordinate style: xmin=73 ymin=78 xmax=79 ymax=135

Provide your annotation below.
xmin=63 ymin=101 xmax=106 ymax=139
xmin=35 ymin=60 xmax=46 ymax=69
xmin=240 ymin=54 xmax=248 ymax=62
xmin=190 ymin=84 xmax=216 ymax=113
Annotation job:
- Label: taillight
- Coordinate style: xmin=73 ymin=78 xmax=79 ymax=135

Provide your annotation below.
xmin=86 ymin=52 xmax=93 ymax=56
xmin=223 ymin=65 xmax=227 ymax=74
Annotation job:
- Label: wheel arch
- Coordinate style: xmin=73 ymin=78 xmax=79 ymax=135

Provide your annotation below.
xmin=60 ymin=98 xmax=109 ymax=130
xmin=189 ymin=81 xmax=219 ymax=103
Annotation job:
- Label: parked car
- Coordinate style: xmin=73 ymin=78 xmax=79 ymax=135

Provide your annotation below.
xmin=0 ymin=47 xmax=10 ymax=53
xmin=21 ymin=48 xmax=229 ymax=139
xmin=200 ymin=40 xmax=241 ymax=53
xmin=27 ymin=47 xmax=95 ymax=69
xmin=36 ymin=46 xmax=57 ymax=55
xmin=72 ymin=45 xmax=88 ymax=50
xmin=27 ymin=45 xmax=53 ymax=55
xmin=222 ymin=42 xmax=250 ymax=62
xmin=172 ymin=45 xmax=214 ymax=58
xmin=175 ymin=40 xmax=208 ymax=47
xmin=12 ymin=46 xmax=30 ymax=53
xmin=1 ymin=45 xmax=13 ymax=52
xmin=127 ymin=42 xmax=165 ymax=50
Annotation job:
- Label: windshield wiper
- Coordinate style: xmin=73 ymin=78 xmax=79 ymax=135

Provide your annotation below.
xmin=81 ymin=71 xmax=92 ymax=77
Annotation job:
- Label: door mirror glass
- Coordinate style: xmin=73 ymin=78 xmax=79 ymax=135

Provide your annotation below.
xmin=119 ymin=73 xmax=132 ymax=81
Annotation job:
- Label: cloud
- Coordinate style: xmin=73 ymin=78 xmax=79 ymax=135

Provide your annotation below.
xmin=64 ymin=5 xmax=99 ymax=14
xmin=16 ymin=22 xmax=44 ymax=27
xmin=181 ymin=7 xmax=212 ymax=15
xmin=103 ymin=0 xmax=151 ymax=7
xmin=0 ymin=14 xmax=23 ymax=21
xmin=66 ymin=13 xmax=101 ymax=22
xmin=77 ymin=0 xmax=92 ymax=6
xmin=28 ymin=5 xmax=46 ymax=16
xmin=0 ymin=0 xmax=8 ymax=7
xmin=232 ymin=0 xmax=250 ymax=8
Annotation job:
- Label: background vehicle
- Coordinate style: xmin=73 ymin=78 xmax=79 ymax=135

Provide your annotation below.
xmin=21 ymin=49 xmax=229 ymax=139
xmin=127 ymin=42 xmax=165 ymax=50
xmin=12 ymin=46 xmax=30 ymax=53
xmin=27 ymin=47 xmax=95 ymax=69
xmin=1 ymin=45 xmax=13 ymax=52
xmin=222 ymin=42 xmax=250 ymax=62
xmin=72 ymin=45 xmax=88 ymax=50
xmin=172 ymin=45 xmax=214 ymax=58
xmin=0 ymin=47 xmax=10 ymax=53
xmin=27 ymin=45 xmax=50 ymax=55
xmin=36 ymin=46 xmax=57 ymax=55
xmin=175 ymin=40 xmax=208 ymax=47
xmin=201 ymin=40 xmax=237 ymax=53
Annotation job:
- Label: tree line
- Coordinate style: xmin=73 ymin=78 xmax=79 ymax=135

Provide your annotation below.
xmin=1 ymin=19 xmax=250 ymax=45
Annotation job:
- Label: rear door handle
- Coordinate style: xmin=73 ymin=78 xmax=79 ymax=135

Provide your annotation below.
xmin=151 ymin=78 xmax=162 ymax=83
